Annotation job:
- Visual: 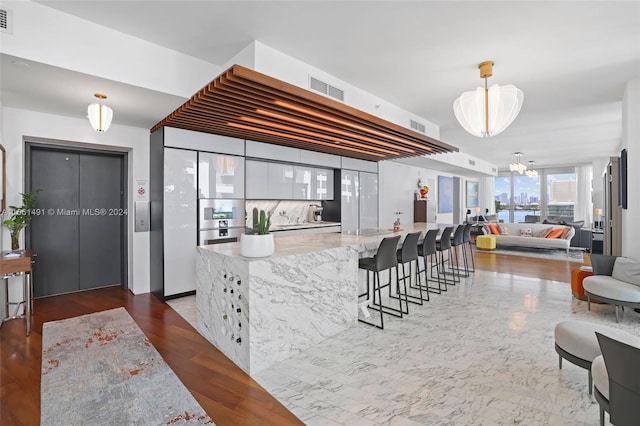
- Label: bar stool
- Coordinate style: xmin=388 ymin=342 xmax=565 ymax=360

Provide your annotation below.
xmin=394 ymin=232 xmax=425 ymax=307
xmin=450 ymin=225 xmax=469 ymax=278
xmin=418 ymin=228 xmax=442 ymax=294
xmin=358 ymin=235 xmax=402 ymax=329
xmin=462 ymin=223 xmax=475 ymax=273
xmin=434 ymin=226 xmax=457 ymax=287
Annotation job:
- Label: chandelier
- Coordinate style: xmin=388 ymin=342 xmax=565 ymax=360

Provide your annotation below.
xmin=453 ymin=61 xmax=524 ymax=137
xmin=525 ymin=161 xmax=538 ymax=178
xmin=87 ymin=93 xmax=113 ymax=132
xmin=509 ymin=152 xmax=527 ymax=174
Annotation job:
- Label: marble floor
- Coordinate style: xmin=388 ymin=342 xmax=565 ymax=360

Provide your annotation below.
xmin=168 ymin=269 xmax=640 ymax=426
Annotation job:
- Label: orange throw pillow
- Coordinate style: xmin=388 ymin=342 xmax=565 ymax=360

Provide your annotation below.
xmin=546 ymin=228 xmax=564 ymax=239
xmin=488 ymin=224 xmax=501 ymax=235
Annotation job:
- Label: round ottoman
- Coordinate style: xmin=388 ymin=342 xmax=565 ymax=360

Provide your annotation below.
xmin=476 ymin=235 xmax=496 ymax=250
xmin=554 ymin=320 xmax=640 ymax=394
xmin=571 ymin=269 xmax=602 ymax=302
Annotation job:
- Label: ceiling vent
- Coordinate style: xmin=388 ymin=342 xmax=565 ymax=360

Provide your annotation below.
xmin=309 ymin=76 xmax=344 ymax=102
xmin=0 ymin=8 xmax=12 ymax=34
xmin=468 ymin=159 xmax=476 ymax=166
xmin=410 ymin=120 xmax=426 ymax=134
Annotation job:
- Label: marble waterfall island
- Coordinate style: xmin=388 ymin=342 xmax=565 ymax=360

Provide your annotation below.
xmin=196 ymin=241 xmax=358 ymax=374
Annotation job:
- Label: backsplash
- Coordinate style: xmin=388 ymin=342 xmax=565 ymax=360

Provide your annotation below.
xmin=246 ymin=200 xmax=321 ymax=227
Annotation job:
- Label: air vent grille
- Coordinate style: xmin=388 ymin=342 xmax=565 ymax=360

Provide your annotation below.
xmin=410 ymin=120 xmax=426 ymax=134
xmin=309 ymin=76 xmax=344 ymax=101
xmin=0 ymin=9 xmax=9 ymax=33
xmin=468 ymin=159 xmax=476 ymax=166
xmin=492 ymin=167 xmax=497 ymax=173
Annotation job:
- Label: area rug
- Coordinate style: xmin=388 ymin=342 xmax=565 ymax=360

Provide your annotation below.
xmin=475 ymin=246 xmax=584 ymax=261
xmin=41 ymin=307 xmax=214 ymax=425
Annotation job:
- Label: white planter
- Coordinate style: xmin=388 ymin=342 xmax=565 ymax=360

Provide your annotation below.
xmin=240 ymin=233 xmax=275 ymax=257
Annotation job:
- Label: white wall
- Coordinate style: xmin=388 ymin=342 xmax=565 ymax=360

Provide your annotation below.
xmin=379 ymin=161 xmax=449 ymax=227
xmin=252 ymin=42 xmax=440 ymax=139
xmin=1 ymin=107 xmax=150 ymax=298
xmin=478 ymin=176 xmax=495 ymax=216
xmin=1 ymin=1 xmax=218 ymax=97
xmin=621 ymin=80 xmax=640 ymax=258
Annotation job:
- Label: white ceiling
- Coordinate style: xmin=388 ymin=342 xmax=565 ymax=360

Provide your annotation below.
xmin=4 ymin=1 xmax=640 ymax=171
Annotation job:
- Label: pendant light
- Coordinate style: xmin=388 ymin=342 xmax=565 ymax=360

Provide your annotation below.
xmin=87 ymin=93 xmax=113 ymax=132
xmin=509 ymin=152 xmax=527 ymax=174
xmin=525 ymin=161 xmax=538 ymax=178
xmin=453 ymin=61 xmax=524 ymax=137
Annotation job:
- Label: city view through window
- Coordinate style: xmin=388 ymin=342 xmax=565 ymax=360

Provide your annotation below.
xmin=494 ymin=172 xmax=576 ymax=223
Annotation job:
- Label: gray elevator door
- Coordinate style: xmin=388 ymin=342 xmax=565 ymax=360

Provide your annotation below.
xmin=30 ymin=148 xmax=125 ymax=297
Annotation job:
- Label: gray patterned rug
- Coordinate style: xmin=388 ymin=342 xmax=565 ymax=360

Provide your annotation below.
xmin=41 ymin=307 xmax=214 ymax=425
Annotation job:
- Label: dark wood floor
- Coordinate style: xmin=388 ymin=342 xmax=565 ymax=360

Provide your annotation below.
xmin=1 ymin=252 xmax=582 ymax=426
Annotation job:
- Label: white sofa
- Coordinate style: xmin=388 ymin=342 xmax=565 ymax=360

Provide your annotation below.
xmin=481 ymin=222 xmax=574 ymax=253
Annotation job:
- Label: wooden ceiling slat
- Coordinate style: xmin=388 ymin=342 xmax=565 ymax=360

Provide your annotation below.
xmin=225 ymin=67 xmax=457 ymax=151
xmin=151 ymin=64 xmax=458 ymax=161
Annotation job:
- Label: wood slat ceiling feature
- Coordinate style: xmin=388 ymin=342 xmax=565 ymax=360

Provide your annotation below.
xmin=151 ymin=65 xmax=458 ymax=162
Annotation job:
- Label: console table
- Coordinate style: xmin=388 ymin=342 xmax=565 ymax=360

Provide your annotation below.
xmin=1 ymin=250 xmax=33 ymax=336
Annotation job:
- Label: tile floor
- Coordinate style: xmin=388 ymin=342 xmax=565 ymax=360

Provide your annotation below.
xmin=168 ymin=268 xmax=640 ymax=425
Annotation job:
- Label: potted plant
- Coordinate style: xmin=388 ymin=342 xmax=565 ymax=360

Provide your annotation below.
xmin=240 ymin=208 xmax=274 ymax=257
xmin=4 ymin=189 xmax=41 ymax=251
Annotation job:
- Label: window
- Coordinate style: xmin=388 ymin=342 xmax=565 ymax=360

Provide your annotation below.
xmin=546 ymin=172 xmax=576 ymax=219
xmin=495 ymin=168 xmax=576 ymax=223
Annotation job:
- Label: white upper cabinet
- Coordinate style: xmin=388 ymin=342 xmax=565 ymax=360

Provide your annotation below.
xmin=246 ymin=160 xmax=294 ymax=199
xmin=294 ymin=166 xmax=312 ymax=199
xmin=268 ymin=162 xmax=295 ymax=199
xmin=245 ymin=160 xmax=269 ymax=199
xmin=198 ymin=153 xmax=245 ymax=199
xmin=164 ymin=128 xmax=244 ymax=155
xmin=312 ymin=168 xmax=334 ymax=200
xmin=247 ymin=160 xmax=334 ymax=200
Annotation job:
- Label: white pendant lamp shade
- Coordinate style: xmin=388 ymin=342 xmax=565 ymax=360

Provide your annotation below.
xmin=453 ymin=61 xmax=523 ymax=138
xmin=87 ymin=93 xmax=113 ymax=132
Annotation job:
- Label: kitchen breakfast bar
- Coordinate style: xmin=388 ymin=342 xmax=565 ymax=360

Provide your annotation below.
xmin=196 ymin=223 xmax=434 ymax=375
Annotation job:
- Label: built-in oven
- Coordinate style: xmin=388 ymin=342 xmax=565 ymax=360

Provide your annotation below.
xmin=198 ymin=199 xmax=246 ymax=245
xmin=199 ymin=227 xmax=246 ymax=245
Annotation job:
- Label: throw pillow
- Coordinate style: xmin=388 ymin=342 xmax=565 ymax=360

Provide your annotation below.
xmin=612 ymin=257 xmax=640 ymax=287
xmin=488 ymin=223 xmax=501 ymax=235
xmin=498 ymin=224 xmax=509 ymax=235
xmin=561 ymin=227 xmax=572 ymax=239
xmin=546 ymin=228 xmax=564 ymax=239
xmin=538 ymin=227 xmax=554 ymax=238
xmin=520 ymin=228 xmax=532 ymax=237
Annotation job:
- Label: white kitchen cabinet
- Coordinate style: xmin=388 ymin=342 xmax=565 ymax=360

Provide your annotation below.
xmin=198 ymin=152 xmax=244 ymax=199
xmin=268 ymin=162 xmax=294 ymax=199
xmin=341 ymin=170 xmax=359 ymax=233
xmin=245 ymin=160 xmax=268 ymax=199
xmin=293 ymin=166 xmax=312 ymax=199
xmin=313 ymin=168 xmax=334 ymax=200
xmin=163 ymin=148 xmax=197 ymax=297
xmin=359 ymin=172 xmax=378 ymax=229
xmin=294 ymin=166 xmax=334 ymax=200
xmin=246 ymin=160 xmax=294 ymax=199
xmin=164 ymin=127 xmax=245 ymax=155
xmin=247 ymin=160 xmax=334 ymax=200
xmin=341 ymin=169 xmax=377 ymax=232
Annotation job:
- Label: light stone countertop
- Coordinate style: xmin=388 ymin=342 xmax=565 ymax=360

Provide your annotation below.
xmin=199 ymin=222 xmax=441 ymax=260
xmin=270 ymin=221 xmax=341 ymax=232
